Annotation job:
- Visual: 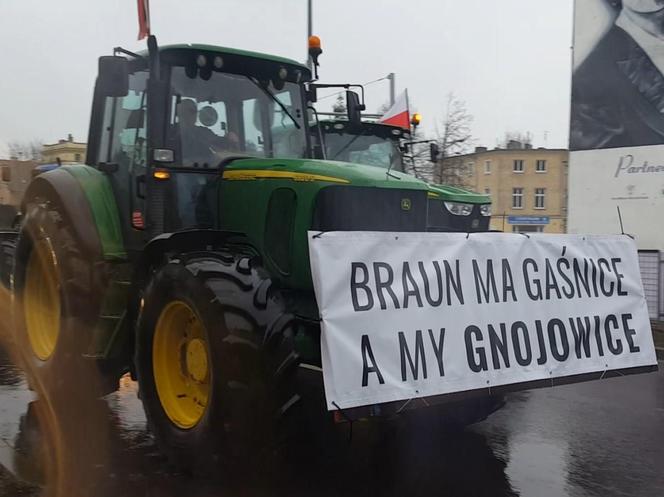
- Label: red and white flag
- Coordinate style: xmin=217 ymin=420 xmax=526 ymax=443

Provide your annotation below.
xmin=379 ymin=89 xmax=410 ymax=129
xmin=137 ymin=0 xmax=151 ymax=40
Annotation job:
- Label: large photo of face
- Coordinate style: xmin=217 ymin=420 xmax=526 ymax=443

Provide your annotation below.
xmin=570 ymin=0 xmax=664 ymax=150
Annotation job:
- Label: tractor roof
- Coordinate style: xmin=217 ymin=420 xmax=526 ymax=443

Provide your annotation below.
xmin=158 ymin=44 xmax=310 ymax=73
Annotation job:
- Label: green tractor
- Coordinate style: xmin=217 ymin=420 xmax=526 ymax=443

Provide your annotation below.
xmin=312 ymin=116 xmax=491 ymax=232
xmin=5 ymin=37 xmax=501 ymax=470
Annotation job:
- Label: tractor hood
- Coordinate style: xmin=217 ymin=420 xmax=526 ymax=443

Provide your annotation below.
xmin=222 ymin=158 xmax=430 ymax=192
xmin=426 ymin=183 xmax=490 ymax=204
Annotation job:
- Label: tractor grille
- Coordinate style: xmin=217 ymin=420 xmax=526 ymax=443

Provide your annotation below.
xmin=427 ymin=199 xmax=490 ymax=233
xmin=312 ymin=186 xmax=427 ymax=232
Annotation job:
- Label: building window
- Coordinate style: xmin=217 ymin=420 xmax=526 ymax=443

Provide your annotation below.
xmin=484 ymin=187 xmax=491 ymax=196
xmin=513 ymin=159 xmax=524 ymax=173
xmin=536 ymin=159 xmax=546 ymax=172
xmin=1 ymin=167 xmax=10 ymax=182
xmin=484 ymin=160 xmax=491 ymax=174
xmin=534 ymin=188 xmax=546 ymax=209
xmin=467 ymin=162 xmax=475 ymax=176
xmin=512 ymin=187 xmax=524 ymax=208
xmin=75 ymin=153 xmax=81 ymax=162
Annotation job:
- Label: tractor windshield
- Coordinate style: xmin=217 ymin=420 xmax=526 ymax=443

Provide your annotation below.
xmin=324 ymin=131 xmax=404 ymax=172
xmin=167 ymin=66 xmax=307 ymax=168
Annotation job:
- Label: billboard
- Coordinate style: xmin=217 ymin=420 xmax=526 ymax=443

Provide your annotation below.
xmin=569 ymin=0 xmax=664 ymax=250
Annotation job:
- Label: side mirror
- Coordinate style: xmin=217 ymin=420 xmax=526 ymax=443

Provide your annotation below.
xmin=97 ymin=56 xmax=129 ymax=97
xmin=430 ymin=142 xmax=440 ymax=162
xmin=346 ymin=90 xmax=365 ymax=127
xmin=307 ymin=85 xmax=318 ymax=103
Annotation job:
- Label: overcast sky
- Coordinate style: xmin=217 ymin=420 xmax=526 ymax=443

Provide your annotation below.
xmin=0 ymin=0 xmax=574 ymax=157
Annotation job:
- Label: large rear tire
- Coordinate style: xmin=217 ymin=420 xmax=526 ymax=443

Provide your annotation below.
xmin=13 ymin=198 xmax=122 ymax=397
xmin=134 ymin=252 xmax=299 ymax=473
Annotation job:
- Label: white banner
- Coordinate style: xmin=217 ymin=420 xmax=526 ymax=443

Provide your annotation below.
xmin=308 ymin=232 xmax=658 ymax=410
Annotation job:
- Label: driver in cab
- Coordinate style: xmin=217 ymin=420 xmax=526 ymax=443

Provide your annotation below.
xmin=175 ymin=99 xmax=240 ymax=166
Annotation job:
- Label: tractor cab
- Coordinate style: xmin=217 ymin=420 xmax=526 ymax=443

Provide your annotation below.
xmin=87 ymin=44 xmax=312 ymax=244
xmin=313 ymin=119 xmax=409 ymax=172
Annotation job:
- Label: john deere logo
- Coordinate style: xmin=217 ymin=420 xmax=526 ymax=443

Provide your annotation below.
xmin=401 ymin=198 xmax=412 ymax=211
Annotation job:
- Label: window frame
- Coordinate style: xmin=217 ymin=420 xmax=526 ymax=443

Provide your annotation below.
xmin=534 ymin=187 xmax=546 ymax=209
xmin=535 ymin=159 xmax=547 ymax=173
xmin=484 ymin=160 xmax=491 ymax=174
xmin=512 ymin=187 xmax=524 ymax=209
xmin=513 ymin=159 xmax=524 ymax=173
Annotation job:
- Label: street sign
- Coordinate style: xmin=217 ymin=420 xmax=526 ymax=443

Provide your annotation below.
xmin=508 ymin=216 xmax=549 ymax=225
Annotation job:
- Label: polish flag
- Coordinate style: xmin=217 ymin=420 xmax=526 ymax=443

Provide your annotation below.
xmin=379 ymin=89 xmax=410 ymax=129
xmin=137 ymin=0 xmax=151 ymax=40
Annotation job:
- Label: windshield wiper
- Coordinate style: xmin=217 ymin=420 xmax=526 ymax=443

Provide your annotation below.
xmin=247 ymin=77 xmax=301 ymax=129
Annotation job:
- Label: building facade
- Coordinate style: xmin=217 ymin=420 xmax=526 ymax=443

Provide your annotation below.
xmin=0 ymin=159 xmax=37 ymax=208
xmin=439 ymin=142 xmax=568 ymax=233
xmin=41 ymin=134 xmax=87 ymax=165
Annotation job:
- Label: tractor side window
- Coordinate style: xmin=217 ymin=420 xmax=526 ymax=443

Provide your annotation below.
xmin=271 ymin=90 xmax=305 ymax=159
xmin=97 ymin=71 xmax=148 ymax=170
xmin=242 ymin=98 xmax=264 ymax=154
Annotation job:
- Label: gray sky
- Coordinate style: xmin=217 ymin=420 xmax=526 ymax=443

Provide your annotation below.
xmin=0 ymin=0 xmax=573 ymax=157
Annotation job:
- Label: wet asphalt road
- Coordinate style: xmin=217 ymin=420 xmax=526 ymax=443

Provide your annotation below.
xmin=0 ymin=347 xmax=662 ymax=497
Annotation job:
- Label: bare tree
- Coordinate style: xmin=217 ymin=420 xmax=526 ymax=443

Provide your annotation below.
xmin=435 ymin=93 xmax=474 ymax=186
xmin=7 ymin=140 xmax=42 ymax=161
xmin=332 ymin=94 xmax=346 ymax=114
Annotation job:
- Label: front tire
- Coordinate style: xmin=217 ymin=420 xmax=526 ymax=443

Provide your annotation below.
xmin=135 ymin=252 xmax=299 ymax=473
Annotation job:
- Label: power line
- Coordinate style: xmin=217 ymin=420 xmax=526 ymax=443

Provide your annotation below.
xmin=316 ymin=76 xmax=390 ymax=101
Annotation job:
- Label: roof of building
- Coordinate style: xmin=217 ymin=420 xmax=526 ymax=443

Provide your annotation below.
xmin=443 ymin=146 xmax=568 ymax=161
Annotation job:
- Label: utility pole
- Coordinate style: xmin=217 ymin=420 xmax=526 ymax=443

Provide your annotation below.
xmin=307 ymin=0 xmax=313 ymax=70
xmin=387 ymin=72 xmax=395 ymax=106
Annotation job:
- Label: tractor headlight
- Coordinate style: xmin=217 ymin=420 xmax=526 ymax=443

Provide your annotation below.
xmin=444 ymin=201 xmax=473 ymax=216
xmin=480 ymin=204 xmax=491 ymax=217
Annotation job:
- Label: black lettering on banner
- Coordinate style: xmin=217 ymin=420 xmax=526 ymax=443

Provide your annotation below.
xmin=445 ymin=260 xmax=465 ymax=305
xmin=488 ymin=323 xmax=511 ymax=369
xmin=511 ymin=321 xmax=532 ymax=366
xmin=373 ymin=262 xmax=400 ymax=310
xmin=604 ymin=314 xmax=623 ymax=355
xmin=569 ymin=316 xmax=593 ymax=359
xmin=590 ymin=259 xmax=599 ymax=297
xmin=621 ymin=313 xmax=640 ymax=353
xmin=472 ymin=259 xmax=499 ymax=304
xmin=535 ymin=320 xmax=548 ymax=365
xmin=402 ymin=262 xmax=423 ymax=309
xmin=429 ymin=328 xmax=446 ymax=376
xmin=399 ymin=330 xmax=427 ymax=381
xmin=419 ymin=261 xmax=443 ymax=306
xmin=593 ymin=315 xmax=605 ymax=357
xmin=557 ymin=258 xmax=575 ymax=299
xmin=501 ymin=259 xmax=517 ymax=302
xmin=545 ymin=259 xmax=562 ymax=299
xmin=573 ymin=258 xmax=592 ymax=298
xmin=523 ymin=259 xmax=542 ymax=301
xmin=548 ymin=318 xmax=570 ymax=362
xmin=597 ymin=258 xmax=614 ymax=297
xmin=350 ymin=262 xmax=374 ymax=312
xmin=611 ymin=258 xmax=628 ymax=296
xmin=361 ymin=334 xmax=384 ymax=386
xmin=465 ymin=325 xmax=488 ymax=372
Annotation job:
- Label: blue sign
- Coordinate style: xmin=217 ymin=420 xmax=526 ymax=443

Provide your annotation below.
xmin=508 ymin=216 xmax=550 ymax=225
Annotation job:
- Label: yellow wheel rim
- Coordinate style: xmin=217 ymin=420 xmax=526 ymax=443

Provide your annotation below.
xmin=24 ymin=240 xmax=61 ymax=361
xmin=153 ymin=300 xmax=210 ymax=429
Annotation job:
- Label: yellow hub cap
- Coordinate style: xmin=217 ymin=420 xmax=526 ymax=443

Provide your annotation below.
xmin=153 ymin=301 xmax=210 ymax=429
xmin=24 ymin=240 xmax=60 ymax=361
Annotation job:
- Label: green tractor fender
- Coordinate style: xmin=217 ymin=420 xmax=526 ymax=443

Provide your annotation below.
xmin=133 ymin=229 xmax=256 ymax=286
xmin=21 ymin=165 xmax=126 ymax=261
